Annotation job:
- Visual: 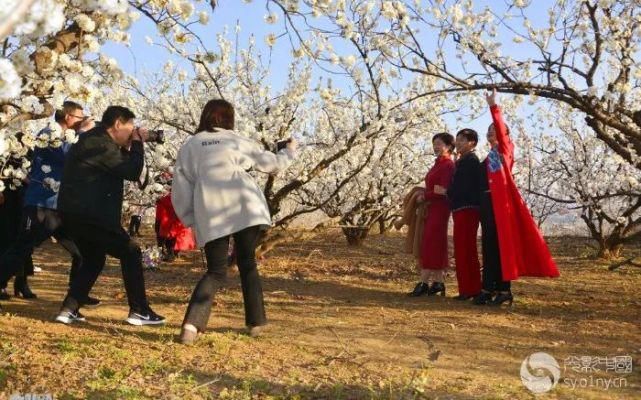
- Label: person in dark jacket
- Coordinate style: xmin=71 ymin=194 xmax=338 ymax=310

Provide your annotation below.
xmin=55 ymin=106 xmax=165 ymax=326
xmin=447 ymin=129 xmax=482 ymax=300
xmin=0 ymin=150 xmax=34 ymax=302
xmin=0 ymin=103 xmax=97 ymax=305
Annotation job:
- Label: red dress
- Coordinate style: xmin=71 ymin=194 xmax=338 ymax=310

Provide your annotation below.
xmin=421 ymin=155 xmax=455 ymax=270
xmin=156 ymin=193 xmax=197 ymax=252
xmin=487 ymin=105 xmax=559 ymax=280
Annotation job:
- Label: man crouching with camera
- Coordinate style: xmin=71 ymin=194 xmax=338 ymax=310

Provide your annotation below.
xmin=55 ymin=106 xmax=165 ymax=326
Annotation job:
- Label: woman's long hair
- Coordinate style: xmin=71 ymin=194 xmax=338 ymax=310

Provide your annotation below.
xmin=195 ymin=99 xmax=235 ymax=133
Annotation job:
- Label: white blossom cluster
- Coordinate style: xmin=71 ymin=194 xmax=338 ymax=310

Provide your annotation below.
xmin=522 ymin=103 xmax=641 ymax=253
xmin=0 ymin=0 xmax=207 ymax=191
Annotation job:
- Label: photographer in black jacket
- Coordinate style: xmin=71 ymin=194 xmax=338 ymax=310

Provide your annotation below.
xmin=55 ymin=106 xmax=165 ymax=326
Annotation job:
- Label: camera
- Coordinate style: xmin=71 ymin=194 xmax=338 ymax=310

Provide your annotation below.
xmin=146 ymin=129 xmax=165 ymax=144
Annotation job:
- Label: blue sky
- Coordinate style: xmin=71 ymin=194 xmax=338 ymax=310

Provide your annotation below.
xmin=103 ymin=2 xmax=285 ymax=82
xmin=102 ymin=1 xmax=554 ymax=144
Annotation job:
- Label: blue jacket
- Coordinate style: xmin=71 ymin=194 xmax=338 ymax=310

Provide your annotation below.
xmin=23 ymin=127 xmax=73 ymax=210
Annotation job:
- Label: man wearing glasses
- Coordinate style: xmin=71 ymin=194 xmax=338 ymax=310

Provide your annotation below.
xmin=0 ymin=101 xmax=100 ymax=309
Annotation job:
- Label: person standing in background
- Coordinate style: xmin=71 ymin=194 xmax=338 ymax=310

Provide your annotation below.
xmin=0 ymin=102 xmax=98 ymax=306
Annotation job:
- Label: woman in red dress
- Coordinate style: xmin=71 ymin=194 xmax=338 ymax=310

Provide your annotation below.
xmin=155 ymin=191 xmax=196 ymax=261
xmin=474 ymin=90 xmax=559 ymax=306
xmin=408 ymin=133 xmax=455 ymax=297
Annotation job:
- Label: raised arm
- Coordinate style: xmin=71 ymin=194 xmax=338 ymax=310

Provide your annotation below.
xmin=96 ymin=140 xmax=145 ymax=182
xmin=246 ymin=138 xmax=297 ymax=173
xmin=486 ymin=89 xmax=514 ymax=170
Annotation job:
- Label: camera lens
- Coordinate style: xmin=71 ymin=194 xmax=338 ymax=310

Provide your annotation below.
xmin=147 ymin=129 xmax=165 ymax=144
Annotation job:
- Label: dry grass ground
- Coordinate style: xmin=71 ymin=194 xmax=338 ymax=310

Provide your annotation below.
xmin=0 ymin=230 xmax=640 ymax=399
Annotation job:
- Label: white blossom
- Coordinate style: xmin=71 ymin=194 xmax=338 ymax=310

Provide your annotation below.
xmin=74 ymin=14 xmax=96 ymax=32
xmin=0 ymin=59 xmax=21 ymax=100
xmin=198 ymin=11 xmax=209 ymax=25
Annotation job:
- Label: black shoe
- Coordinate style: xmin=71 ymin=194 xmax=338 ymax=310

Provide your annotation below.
xmin=427 ymin=282 xmax=446 ymax=296
xmin=454 ymin=294 xmax=476 ymax=301
xmin=14 ymin=277 xmax=37 ymax=299
xmin=55 ymin=309 xmax=86 ymax=324
xmin=79 ymin=296 xmax=101 ymax=308
xmin=488 ymin=291 xmax=513 ymax=307
xmin=0 ymin=288 xmax=10 ymax=300
xmin=125 ymin=308 xmax=166 ymax=326
xmin=408 ymin=282 xmax=430 ymax=297
xmin=473 ymin=291 xmax=494 ymax=305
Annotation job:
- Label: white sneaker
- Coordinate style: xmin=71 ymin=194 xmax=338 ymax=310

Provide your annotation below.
xmin=55 ymin=309 xmax=85 ymax=324
xmin=125 ymin=309 xmax=166 ymax=326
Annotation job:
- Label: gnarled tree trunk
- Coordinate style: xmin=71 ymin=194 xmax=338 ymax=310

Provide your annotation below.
xmin=342 ymin=226 xmax=370 ymax=246
xmin=596 ymin=242 xmax=624 ymax=260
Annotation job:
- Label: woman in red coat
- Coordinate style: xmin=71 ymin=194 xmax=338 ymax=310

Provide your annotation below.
xmin=474 ymin=90 xmax=560 ymax=306
xmin=409 ymin=133 xmax=455 ymax=297
xmin=155 ymin=192 xmax=196 ymax=260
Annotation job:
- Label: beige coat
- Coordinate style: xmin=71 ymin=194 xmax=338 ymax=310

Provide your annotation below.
xmin=395 ymin=186 xmax=427 ymax=259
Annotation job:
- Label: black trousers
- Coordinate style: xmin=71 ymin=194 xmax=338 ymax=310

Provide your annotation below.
xmin=182 ymin=226 xmax=266 ymax=332
xmin=480 ymin=192 xmax=511 ymax=292
xmin=61 ymin=215 xmax=149 ymax=313
xmin=128 ymin=215 xmax=142 ymax=237
xmin=0 ymin=206 xmax=82 ymax=287
xmin=0 ymin=257 xmax=34 ymax=290
xmin=0 ymin=190 xmax=34 ymax=288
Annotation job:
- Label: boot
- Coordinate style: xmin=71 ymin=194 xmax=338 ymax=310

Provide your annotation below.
xmin=427 ymin=281 xmax=446 ymax=296
xmin=14 ymin=275 xmax=37 ymax=299
xmin=408 ymin=282 xmax=429 ymax=297
xmin=473 ymin=290 xmax=494 ymax=305
xmin=488 ymin=291 xmax=513 ymax=307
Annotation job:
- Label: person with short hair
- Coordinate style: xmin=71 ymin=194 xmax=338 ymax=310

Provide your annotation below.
xmin=55 ymin=105 xmax=165 ymax=325
xmin=173 ymin=99 xmax=297 ymax=344
xmin=447 ymin=128 xmax=482 ymax=300
xmin=408 ymin=132 xmax=455 ymax=297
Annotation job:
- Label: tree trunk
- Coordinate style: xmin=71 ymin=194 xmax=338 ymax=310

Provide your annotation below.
xmin=342 ymin=227 xmax=369 ymax=246
xmin=254 ymin=230 xmax=303 ymax=259
xmin=378 ymin=218 xmax=387 ymax=235
xmin=597 ymin=242 xmax=624 ymax=260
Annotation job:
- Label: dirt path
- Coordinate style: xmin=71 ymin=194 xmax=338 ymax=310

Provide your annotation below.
xmin=1 ymin=231 xmax=639 ymax=399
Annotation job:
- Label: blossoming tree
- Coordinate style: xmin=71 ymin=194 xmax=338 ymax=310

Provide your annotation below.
xmin=0 ymin=0 xmax=214 ymax=192
xmin=524 ymin=104 xmax=641 ymax=258
xmin=268 ymin=0 xmax=641 ymax=170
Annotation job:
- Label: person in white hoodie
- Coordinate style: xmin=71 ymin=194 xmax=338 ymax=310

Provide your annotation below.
xmin=172 ymin=99 xmax=297 ymax=344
